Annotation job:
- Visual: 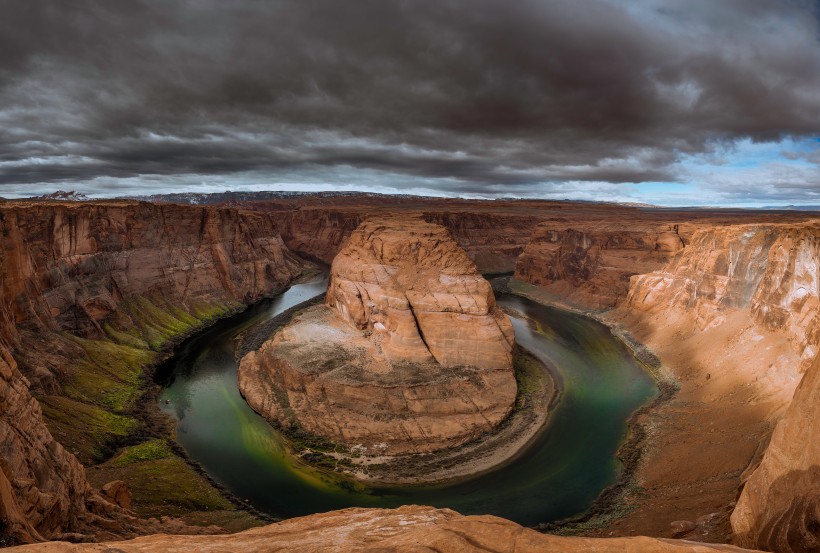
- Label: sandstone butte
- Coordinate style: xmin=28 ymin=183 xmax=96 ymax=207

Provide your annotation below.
xmin=3 ymin=196 xmax=820 ymax=553
xmin=238 ymin=215 xmax=517 ymax=456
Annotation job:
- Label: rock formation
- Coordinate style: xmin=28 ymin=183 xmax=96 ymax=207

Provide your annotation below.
xmin=6 ymin=505 xmax=762 ymax=552
xmin=589 ymin=221 xmax=820 ymax=538
xmin=0 ymin=200 xmax=308 ymax=543
xmin=0 ymin=343 xmax=88 ymax=544
xmin=514 ymin=222 xmax=687 ymax=309
xmin=238 ymin=215 xmax=516 ymax=456
xmin=731 ymin=353 xmax=820 ymax=553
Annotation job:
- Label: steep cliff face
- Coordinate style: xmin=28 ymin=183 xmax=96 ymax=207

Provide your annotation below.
xmin=239 ymin=216 xmax=516 ymax=456
xmin=731 ymin=355 xmax=820 ymax=553
xmin=0 ymin=201 xmax=307 ymax=543
xmin=628 ymin=223 xmax=820 ymax=375
xmin=515 ymin=222 xmax=687 ymax=309
xmin=6 ymin=505 xmax=763 ymax=553
xmin=0 ymin=344 xmax=87 ymax=545
xmin=420 ymin=211 xmax=541 ymax=273
xmin=2 ymin=202 xmax=305 ymax=390
xmin=275 ymin=207 xmax=538 ymax=273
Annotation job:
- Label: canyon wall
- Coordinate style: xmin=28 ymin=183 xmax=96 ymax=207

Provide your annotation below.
xmin=588 ymin=221 xmax=819 ymax=539
xmin=627 ymin=222 xmax=820 ymax=381
xmin=731 ymin=354 xmax=820 ymax=553
xmin=272 ymin=207 xmax=539 ymax=273
xmin=514 ymin=222 xmax=688 ymax=309
xmin=0 ymin=201 xmax=307 ymax=543
xmin=0 ymin=344 xmax=87 ymax=544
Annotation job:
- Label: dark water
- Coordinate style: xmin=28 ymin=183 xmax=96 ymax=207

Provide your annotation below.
xmin=158 ymin=274 xmax=657 ymax=525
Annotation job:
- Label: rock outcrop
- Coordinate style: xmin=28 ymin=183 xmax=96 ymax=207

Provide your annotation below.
xmin=590 ymin=221 xmax=820 ymax=538
xmin=515 ymin=222 xmax=687 ymax=309
xmin=238 ymin=216 xmax=516 ymax=456
xmin=0 ymin=200 xmax=308 ymax=543
xmin=627 ymin=222 xmax=820 ymax=379
xmin=6 ymin=505 xmax=763 ymax=553
xmin=325 ymin=216 xmax=514 ymax=370
xmin=0 ymin=344 xmax=88 ymax=544
xmin=731 ymin=353 xmax=820 ymax=553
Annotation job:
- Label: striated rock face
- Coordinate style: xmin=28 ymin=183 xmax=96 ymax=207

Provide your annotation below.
xmin=272 ymin=205 xmax=540 ymax=273
xmin=597 ymin=221 xmax=820 ymax=537
xmin=0 ymin=344 xmax=88 ymax=544
xmin=326 ymin=216 xmax=514 ymax=370
xmin=1 ymin=201 xmax=305 ymax=392
xmin=239 ymin=216 xmax=516 ymax=456
xmin=731 ymin=354 xmax=820 ymax=553
xmin=7 ymin=505 xmax=763 ymax=553
xmin=628 ymin=222 xmax=820 ymax=374
xmin=0 ymin=200 xmax=307 ymax=543
xmin=515 ymin=222 xmax=687 ymax=309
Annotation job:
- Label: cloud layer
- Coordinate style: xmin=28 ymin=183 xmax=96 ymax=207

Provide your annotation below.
xmin=1 ymin=0 xmax=819 ymax=203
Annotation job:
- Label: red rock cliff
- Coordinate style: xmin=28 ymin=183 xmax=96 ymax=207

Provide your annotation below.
xmin=0 ymin=200 xmax=307 ymax=543
xmin=514 ymin=222 xmax=687 ymax=309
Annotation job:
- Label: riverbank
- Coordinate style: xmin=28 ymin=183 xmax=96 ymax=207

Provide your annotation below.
xmin=85 ymin=271 xmax=325 ymax=531
xmin=492 ymin=277 xmax=680 ymax=534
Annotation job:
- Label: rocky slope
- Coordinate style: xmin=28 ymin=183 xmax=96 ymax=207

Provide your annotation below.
xmin=0 ymin=343 xmax=87 ymax=544
xmin=0 ymin=200 xmax=307 ymax=543
xmin=731 ymin=354 xmax=820 ymax=553
xmin=238 ymin=216 xmax=517 ymax=457
xmin=581 ymin=221 xmax=820 ymax=539
xmin=7 ymin=505 xmax=762 ymax=553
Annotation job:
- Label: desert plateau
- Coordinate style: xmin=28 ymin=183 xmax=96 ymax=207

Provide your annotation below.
xmin=2 ymin=1 xmax=820 ymax=552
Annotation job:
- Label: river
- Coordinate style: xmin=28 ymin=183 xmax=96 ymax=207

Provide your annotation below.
xmin=156 ymin=273 xmax=657 ymax=526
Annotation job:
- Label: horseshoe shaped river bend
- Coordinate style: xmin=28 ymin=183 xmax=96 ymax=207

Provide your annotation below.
xmin=156 ymin=274 xmax=657 ymax=526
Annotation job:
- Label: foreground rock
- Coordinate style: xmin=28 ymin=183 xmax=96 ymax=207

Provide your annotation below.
xmin=7 ymin=505 xmax=762 ymax=553
xmin=731 ymin=353 xmax=820 ymax=553
xmin=239 ymin=216 xmax=516 ymax=456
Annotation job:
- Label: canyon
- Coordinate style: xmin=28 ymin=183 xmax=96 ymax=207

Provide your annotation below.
xmin=2 ymin=194 xmax=820 ymax=553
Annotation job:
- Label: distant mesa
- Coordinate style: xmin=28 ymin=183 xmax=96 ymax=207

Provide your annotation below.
xmin=238 ymin=215 xmax=517 ymax=457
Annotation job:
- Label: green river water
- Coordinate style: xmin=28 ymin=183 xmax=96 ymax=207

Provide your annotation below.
xmin=157 ymin=274 xmax=657 ymax=525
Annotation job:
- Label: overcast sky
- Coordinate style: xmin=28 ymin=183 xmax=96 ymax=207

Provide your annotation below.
xmin=1 ymin=0 xmax=819 ymax=205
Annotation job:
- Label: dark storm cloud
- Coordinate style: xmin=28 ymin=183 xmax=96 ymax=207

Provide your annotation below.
xmin=0 ymin=0 xmax=819 ymax=197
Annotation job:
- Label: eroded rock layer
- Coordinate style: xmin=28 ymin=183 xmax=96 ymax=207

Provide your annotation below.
xmin=591 ymin=221 xmax=820 ymax=538
xmin=326 ymin=216 xmax=514 ymax=370
xmin=0 ymin=200 xmax=307 ymax=543
xmin=7 ymin=505 xmax=762 ymax=553
xmin=239 ymin=216 xmax=516 ymax=455
xmin=731 ymin=353 xmax=820 ymax=553
xmin=515 ymin=222 xmax=687 ymax=309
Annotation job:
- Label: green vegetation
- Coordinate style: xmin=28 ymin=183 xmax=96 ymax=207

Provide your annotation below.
xmin=38 ymin=297 xmax=242 ymax=464
xmin=88 ymin=439 xmax=264 ymax=530
xmin=110 ymin=438 xmax=173 ymax=466
xmin=513 ymin=348 xmax=549 ymax=411
xmin=38 ymin=395 xmax=138 ymax=464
